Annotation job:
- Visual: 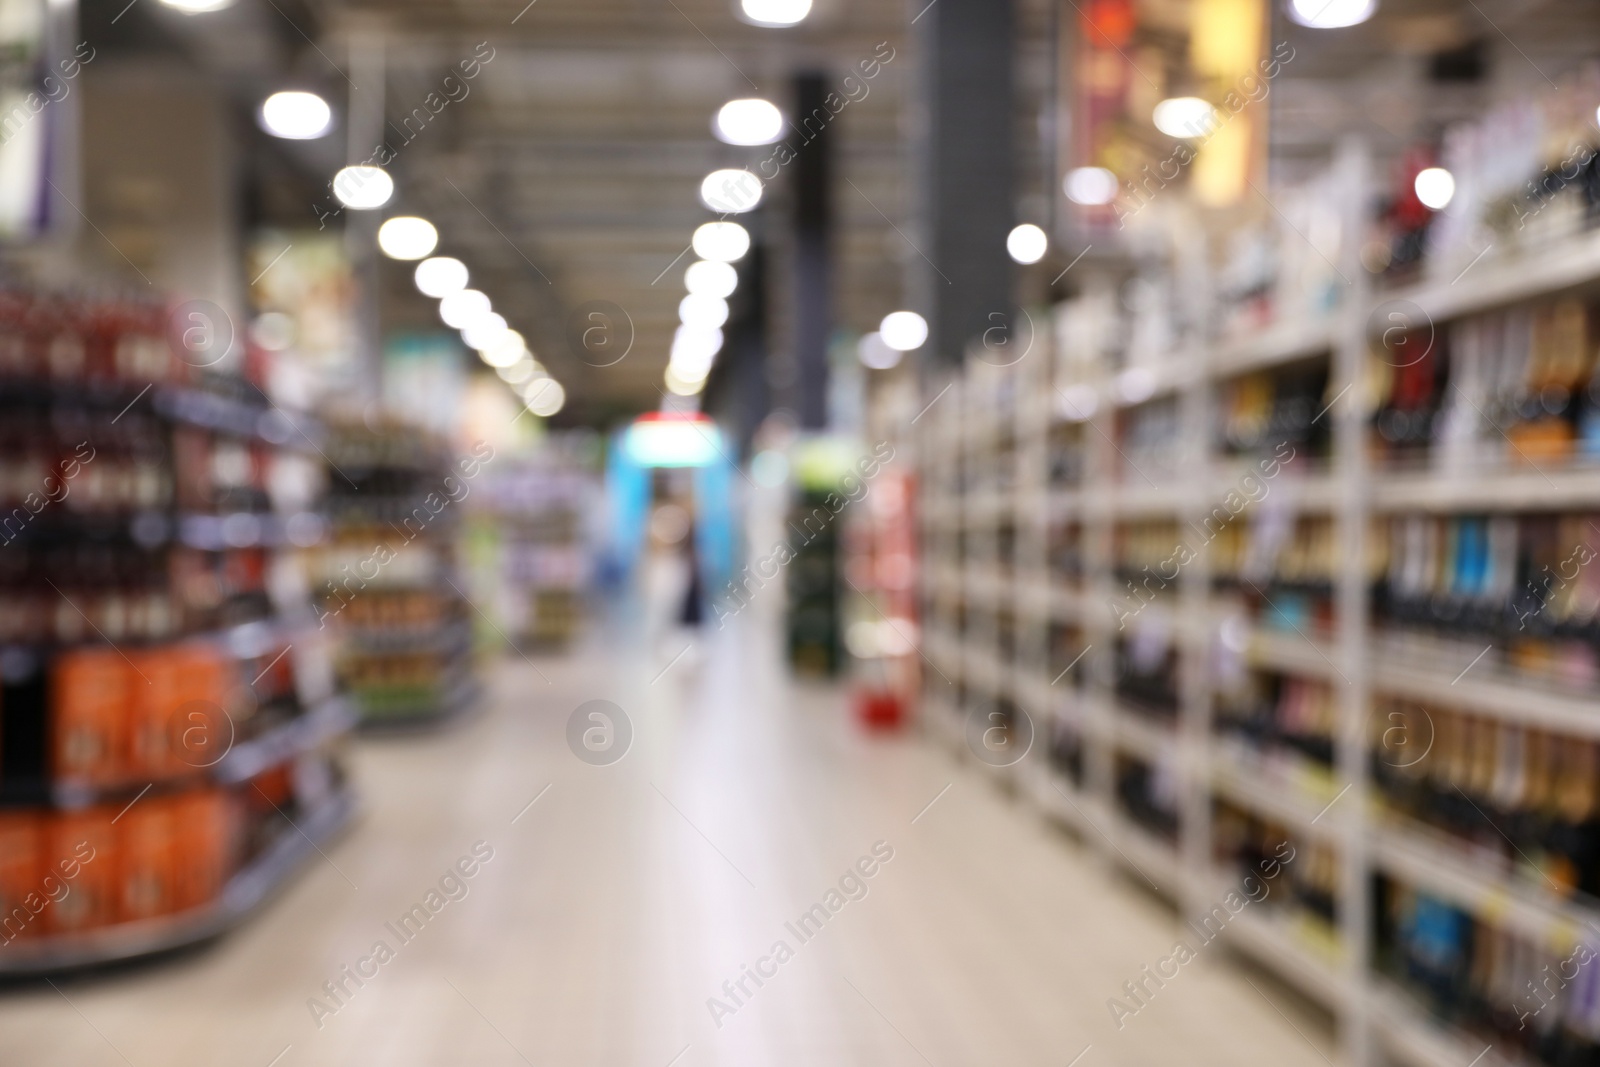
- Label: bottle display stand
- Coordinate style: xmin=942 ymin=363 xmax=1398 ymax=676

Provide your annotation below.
xmin=0 ymin=290 xmax=356 ymax=975
xmin=918 ymin=137 xmax=1600 ymax=1067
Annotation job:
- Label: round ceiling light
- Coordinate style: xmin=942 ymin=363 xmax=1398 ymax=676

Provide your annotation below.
xmin=685 ymin=259 xmax=738 ymax=298
xmin=1414 ymin=167 xmax=1455 ymax=210
xmin=1152 ymin=97 xmax=1219 ymax=138
xmin=879 ymin=311 xmax=928 ymax=352
xmin=739 ymin=0 xmax=811 ymax=26
xmin=462 ymin=313 xmax=509 ymax=351
xmin=1064 ymin=166 xmax=1118 ymax=206
xmin=414 ymin=256 xmax=468 ymax=298
xmin=160 ymin=0 xmax=233 ymax=12
xmin=331 ymin=165 xmax=393 ymax=210
xmin=439 ymin=289 xmax=491 ymax=330
xmin=665 ymin=364 xmax=707 ymax=396
xmin=672 ymin=324 xmax=724 ymax=359
xmin=259 ymin=91 xmax=331 ymax=140
xmin=1287 ymin=0 xmax=1376 ymax=28
xmin=679 ymin=294 xmax=730 ymax=330
xmin=692 ymin=222 xmax=751 ymax=263
xmin=377 ymin=216 xmax=438 ymax=260
xmin=857 ymin=332 xmax=901 ymax=370
xmin=480 ymin=331 xmax=526 ymax=368
xmin=1006 ymin=223 xmax=1048 ymax=265
xmin=523 ymin=377 xmax=565 ymax=417
xmin=715 ymin=98 xmax=784 ymax=146
xmin=700 ymin=169 xmax=763 ymax=214
xmin=500 ymin=357 xmax=537 ymax=384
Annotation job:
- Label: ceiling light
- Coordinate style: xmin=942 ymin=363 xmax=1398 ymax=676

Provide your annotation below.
xmin=715 ymin=98 xmax=784 ymax=145
xmin=670 ymin=349 xmax=716 ymax=382
xmin=259 ymin=91 xmax=331 ymax=140
xmin=1287 ymin=0 xmax=1375 ymax=28
xmin=481 ymin=330 xmax=526 ymax=368
xmin=414 ymin=256 xmax=468 ymax=297
xmin=1414 ymin=167 xmax=1455 ymax=210
xmin=160 ymin=0 xmax=233 ymax=12
xmin=685 ymin=259 xmax=738 ymax=298
xmin=665 ymin=365 xmax=707 ymax=396
xmin=331 ymin=165 xmax=392 ymax=210
xmin=879 ymin=311 xmax=928 ymax=352
xmin=523 ymin=378 xmax=565 ymax=417
xmin=672 ymin=325 xmax=724 ymax=362
xmin=439 ymin=289 xmax=491 ymax=330
xmin=857 ymin=332 xmax=901 ymax=370
xmin=1064 ymin=166 xmax=1118 ymax=206
xmin=500 ymin=357 xmax=536 ymax=384
xmin=739 ymin=0 xmax=811 ymax=25
xmin=377 ymin=216 xmax=438 ymax=260
xmin=516 ymin=368 xmax=551 ymax=396
xmin=679 ymin=294 xmax=730 ymax=330
xmin=692 ymin=222 xmax=751 ymax=262
xmin=462 ymin=313 xmax=509 ymax=351
xmin=1152 ymin=97 xmax=1219 ymax=139
xmin=1006 ymin=223 xmax=1048 ymax=265
xmin=700 ymin=169 xmax=763 ymax=214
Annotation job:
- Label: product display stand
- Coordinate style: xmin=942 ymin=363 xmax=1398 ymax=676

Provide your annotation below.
xmin=919 ymin=129 xmax=1600 ymax=1067
xmin=0 ymin=292 xmax=355 ymax=975
xmin=317 ymin=423 xmax=478 ymax=729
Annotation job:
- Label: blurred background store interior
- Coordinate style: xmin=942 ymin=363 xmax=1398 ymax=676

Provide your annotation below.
xmin=4 ymin=0 xmax=1600 ymax=1064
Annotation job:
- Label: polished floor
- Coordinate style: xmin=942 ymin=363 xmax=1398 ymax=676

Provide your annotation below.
xmin=0 ymin=603 xmax=1335 ymax=1066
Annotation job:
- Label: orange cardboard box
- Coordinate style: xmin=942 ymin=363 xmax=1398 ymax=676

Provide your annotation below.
xmin=52 ymin=649 xmax=130 ymax=787
xmin=45 ymin=808 xmax=116 ymax=935
xmin=132 ymin=643 xmax=230 ymax=779
xmin=0 ymin=813 xmax=40 ymax=945
xmin=115 ymin=797 xmax=177 ymax=922
xmin=169 ymin=789 xmax=234 ymax=911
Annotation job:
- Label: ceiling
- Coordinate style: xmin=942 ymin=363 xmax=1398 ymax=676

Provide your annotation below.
xmin=75 ymin=0 xmax=1600 ymax=421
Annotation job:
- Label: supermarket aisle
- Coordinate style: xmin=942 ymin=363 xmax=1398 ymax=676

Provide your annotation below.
xmin=0 ymin=607 xmax=1333 ymax=1067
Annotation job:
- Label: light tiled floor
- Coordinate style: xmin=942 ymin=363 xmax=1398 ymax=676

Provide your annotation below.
xmin=0 ymin=608 xmax=1336 ymax=1066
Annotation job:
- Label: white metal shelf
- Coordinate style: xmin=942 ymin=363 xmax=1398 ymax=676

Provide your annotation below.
xmin=1372 ymin=462 xmax=1600 ymax=512
xmin=0 ymin=786 xmax=356 ymax=976
xmin=1213 ymin=887 xmax=1349 ymax=1010
xmin=1370 ymin=655 xmax=1600 ymax=739
xmin=1370 ymin=817 xmax=1600 ymax=951
xmin=1378 ymin=227 xmax=1600 ymax=327
xmin=1210 ymin=320 xmax=1337 ymax=379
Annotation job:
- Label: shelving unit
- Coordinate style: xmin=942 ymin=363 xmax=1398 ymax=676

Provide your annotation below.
xmin=0 ymin=289 xmax=356 ymax=972
xmin=917 ymin=135 xmax=1600 ymax=1067
xmin=315 ymin=423 xmax=479 ymax=728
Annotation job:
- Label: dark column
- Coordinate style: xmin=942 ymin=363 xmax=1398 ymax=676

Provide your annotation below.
xmin=705 ymin=244 xmax=769 ymax=456
xmin=791 ymin=72 xmax=832 ymax=429
xmin=914 ymin=0 xmax=1014 ymax=370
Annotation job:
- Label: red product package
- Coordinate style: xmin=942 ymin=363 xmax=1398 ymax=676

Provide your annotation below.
xmin=131 ymin=642 xmax=230 ymax=780
xmin=0 ymin=813 xmax=41 ymax=944
xmin=45 ymin=808 xmax=116 ymax=935
xmin=52 ymin=648 xmax=130 ymax=788
xmin=169 ymin=788 xmax=235 ymax=911
xmin=115 ymin=796 xmax=177 ymax=922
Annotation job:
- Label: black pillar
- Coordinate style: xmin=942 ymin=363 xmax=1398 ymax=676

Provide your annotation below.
xmin=915 ymin=0 xmax=1014 ymax=370
xmin=791 ymin=72 xmax=832 ymax=429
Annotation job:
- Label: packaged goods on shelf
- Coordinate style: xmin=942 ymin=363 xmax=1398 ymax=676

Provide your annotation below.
xmin=1387 ymin=63 xmax=1600 ymax=281
xmin=1214 ymin=668 xmax=1336 ymax=774
xmin=1373 ymin=698 xmax=1600 ymax=901
xmin=1115 ymin=753 xmax=1180 ymax=844
xmin=842 ymin=468 xmax=917 ymax=729
xmin=1376 ymin=876 xmax=1600 ymax=1066
xmin=315 ymin=424 xmax=478 ymax=726
xmin=0 ymin=286 xmax=353 ymax=973
xmin=1212 ymin=801 xmax=1340 ymax=954
xmin=473 ymin=450 xmax=597 ymax=649
xmin=787 ymin=491 xmax=841 ymax=675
